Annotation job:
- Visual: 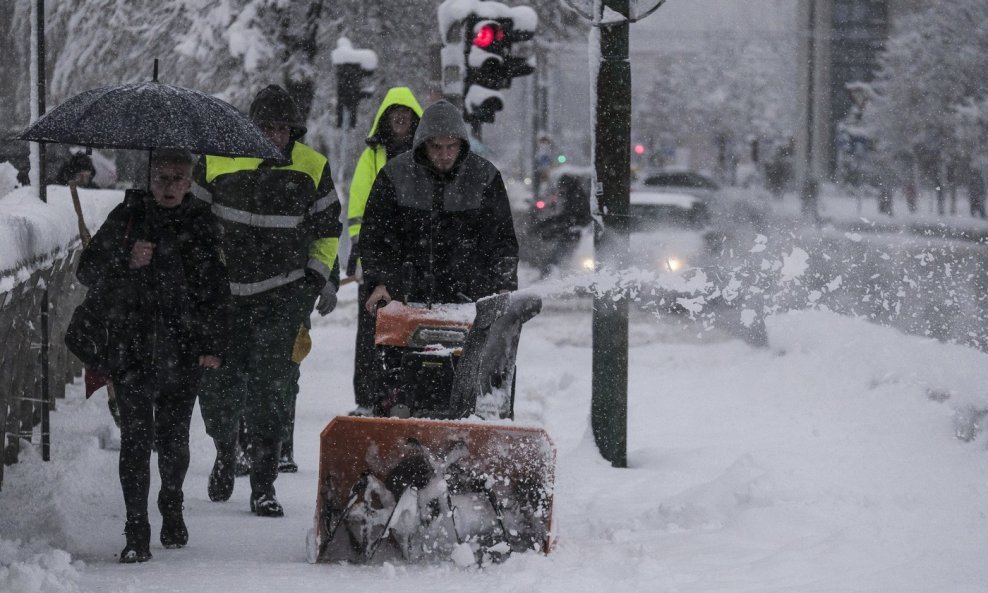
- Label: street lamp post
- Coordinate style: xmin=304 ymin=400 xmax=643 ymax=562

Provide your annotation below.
xmin=591 ymin=0 xmax=631 ymax=468
xmin=31 ymin=0 xmax=50 ymax=462
xmin=563 ymin=0 xmax=666 ymax=468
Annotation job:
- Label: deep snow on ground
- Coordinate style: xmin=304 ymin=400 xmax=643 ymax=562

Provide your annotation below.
xmin=5 ymin=275 xmax=988 ymax=592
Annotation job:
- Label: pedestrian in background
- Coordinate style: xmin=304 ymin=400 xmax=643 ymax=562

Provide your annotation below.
xmin=196 ymin=84 xmax=341 ymax=517
xmin=55 ymin=152 xmax=98 ymax=188
xmin=346 ymin=86 xmax=422 ymax=416
xmin=968 ymin=168 xmax=986 ymax=219
xmin=76 ymin=148 xmax=229 ymax=563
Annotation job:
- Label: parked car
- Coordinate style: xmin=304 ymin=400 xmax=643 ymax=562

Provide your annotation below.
xmin=571 ymin=187 xmax=712 ymax=275
xmin=522 ymin=166 xmax=719 ymax=278
xmin=636 ymin=168 xmax=720 ymax=195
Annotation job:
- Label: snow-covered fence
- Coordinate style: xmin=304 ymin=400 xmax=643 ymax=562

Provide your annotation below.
xmin=0 ymin=185 xmax=118 ymax=490
xmin=0 ymin=250 xmax=85 ymax=488
xmin=0 ymin=251 xmax=86 ymax=490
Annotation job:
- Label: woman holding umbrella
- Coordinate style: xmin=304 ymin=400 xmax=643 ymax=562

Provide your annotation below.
xmin=76 ymin=148 xmax=230 ymax=563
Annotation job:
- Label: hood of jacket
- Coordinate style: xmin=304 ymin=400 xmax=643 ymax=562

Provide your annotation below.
xmin=365 ymin=87 xmax=424 ymax=147
xmin=249 ymin=84 xmax=307 ymax=140
xmin=412 ymin=100 xmax=470 ymax=169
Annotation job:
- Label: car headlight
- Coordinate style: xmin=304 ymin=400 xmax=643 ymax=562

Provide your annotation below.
xmin=665 ymin=256 xmax=685 ymax=272
xmin=581 ymin=257 xmax=597 ymax=271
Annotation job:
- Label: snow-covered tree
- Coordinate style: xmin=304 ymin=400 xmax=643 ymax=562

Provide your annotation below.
xmin=37 ymin=1 xmax=574 ymax=118
xmin=860 ymin=1 xmax=988 ymax=184
xmin=7 ymin=0 xmax=574 ymax=164
xmin=0 ymin=1 xmax=32 ymax=133
xmin=633 ymin=34 xmax=798 ymax=181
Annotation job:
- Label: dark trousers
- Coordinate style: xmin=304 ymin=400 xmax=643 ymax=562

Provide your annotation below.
xmin=353 ymin=281 xmax=381 ymax=408
xmin=198 ymin=283 xmax=312 ymax=497
xmin=117 ymin=373 xmax=199 ymax=523
xmin=278 ymin=363 xmax=300 ymax=457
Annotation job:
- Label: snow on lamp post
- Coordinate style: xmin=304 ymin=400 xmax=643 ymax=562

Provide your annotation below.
xmin=331 ymin=37 xmax=377 ymax=131
xmin=561 ymin=0 xmax=666 ymax=468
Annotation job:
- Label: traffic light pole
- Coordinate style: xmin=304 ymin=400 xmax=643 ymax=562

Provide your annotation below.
xmin=591 ymin=0 xmax=630 ymax=468
xmin=530 ymin=42 xmax=543 ymax=202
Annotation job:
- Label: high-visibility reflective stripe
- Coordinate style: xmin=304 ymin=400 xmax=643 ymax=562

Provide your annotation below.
xmin=309 ymin=237 xmax=340 ymax=278
xmin=347 ymin=216 xmax=363 ymax=226
xmin=307 ymin=257 xmax=333 ymax=281
xmin=308 ymin=192 xmax=339 ymax=216
xmin=291 ymin=144 xmax=327 ymax=188
xmin=204 ymin=156 xmax=264 ymax=183
xmin=229 ymin=269 xmax=305 ymax=296
xmin=212 ymin=203 xmax=304 ymax=229
xmin=204 ymin=143 xmax=327 ymax=187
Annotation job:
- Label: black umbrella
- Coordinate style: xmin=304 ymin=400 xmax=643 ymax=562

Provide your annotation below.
xmin=19 ymin=81 xmax=282 ymax=160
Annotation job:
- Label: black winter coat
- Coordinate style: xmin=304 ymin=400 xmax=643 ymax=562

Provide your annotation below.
xmin=360 ymin=149 xmax=519 ymax=304
xmin=76 ymin=190 xmax=230 ymax=386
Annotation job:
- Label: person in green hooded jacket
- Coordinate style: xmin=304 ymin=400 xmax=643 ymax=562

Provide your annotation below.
xmin=346 ymin=86 xmax=423 ymax=415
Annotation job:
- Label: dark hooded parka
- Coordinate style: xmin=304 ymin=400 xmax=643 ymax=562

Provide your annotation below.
xmin=76 ymin=189 xmax=229 ymax=387
xmin=360 ymin=100 xmax=519 ymax=304
xmin=76 ymin=183 xmax=229 ymax=555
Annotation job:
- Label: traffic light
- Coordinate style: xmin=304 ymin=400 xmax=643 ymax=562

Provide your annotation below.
xmin=462 ymin=6 xmax=536 ymax=126
xmin=331 ymin=37 xmax=377 ymax=129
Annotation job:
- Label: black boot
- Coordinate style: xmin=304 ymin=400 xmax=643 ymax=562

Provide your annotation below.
xmin=250 ymin=492 xmax=285 ymax=517
xmin=119 ymin=518 xmax=152 ymax=563
xmin=250 ymin=441 xmax=284 ymax=517
xmin=277 ymin=452 xmax=298 ymax=473
xmin=278 ymin=438 xmax=297 ymax=473
xmin=158 ymin=491 xmax=188 ymax=548
xmin=207 ymin=438 xmax=236 ymax=502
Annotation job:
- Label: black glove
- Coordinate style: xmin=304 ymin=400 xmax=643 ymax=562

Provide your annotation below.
xmin=316 ymin=282 xmax=338 ymax=316
xmin=495 ymin=256 xmax=518 ymax=288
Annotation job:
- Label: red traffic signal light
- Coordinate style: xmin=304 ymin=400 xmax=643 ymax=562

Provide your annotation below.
xmin=472 ymin=23 xmax=505 ymax=49
xmin=460 ymin=10 xmax=537 ymax=126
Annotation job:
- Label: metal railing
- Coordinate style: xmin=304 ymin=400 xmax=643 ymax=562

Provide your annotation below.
xmin=0 ymin=247 xmax=86 ymax=490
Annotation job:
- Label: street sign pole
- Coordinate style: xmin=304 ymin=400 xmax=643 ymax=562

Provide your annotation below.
xmin=33 ymin=0 xmax=51 ymax=463
xmin=591 ymin=0 xmax=631 ymax=468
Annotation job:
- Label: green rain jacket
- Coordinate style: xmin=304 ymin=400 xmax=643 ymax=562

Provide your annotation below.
xmin=347 ymin=87 xmax=423 ymax=250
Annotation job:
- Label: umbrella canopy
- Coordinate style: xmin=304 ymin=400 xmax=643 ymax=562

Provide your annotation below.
xmin=19 ymin=81 xmax=283 ymax=160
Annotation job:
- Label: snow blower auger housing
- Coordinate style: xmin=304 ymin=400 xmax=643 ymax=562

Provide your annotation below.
xmin=307 ymin=292 xmax=556 ymax=565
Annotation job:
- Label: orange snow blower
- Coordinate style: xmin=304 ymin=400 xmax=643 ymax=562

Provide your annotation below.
xmin=307 ymin=292 xmax=555 ymax=565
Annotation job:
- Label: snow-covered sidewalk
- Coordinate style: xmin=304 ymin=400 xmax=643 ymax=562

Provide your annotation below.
xmin=5 ymin=279 xmax=988 ymax=592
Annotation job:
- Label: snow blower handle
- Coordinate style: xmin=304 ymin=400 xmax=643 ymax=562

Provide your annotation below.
xmin=423 ymin=271 xmax=435 ymax=309
xmin=401 ymin=261 xmax=415 ymax=305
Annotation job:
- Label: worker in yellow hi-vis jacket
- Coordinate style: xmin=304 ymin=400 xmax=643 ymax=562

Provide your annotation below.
xmin=195 ymin=84 xmax=341 ymax=518
xmin=346 ymin=86 xmax=423 ymax=416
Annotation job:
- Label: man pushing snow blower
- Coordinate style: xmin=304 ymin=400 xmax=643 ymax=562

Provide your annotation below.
xmin=307 ymin=100 xmax=555 ymax=565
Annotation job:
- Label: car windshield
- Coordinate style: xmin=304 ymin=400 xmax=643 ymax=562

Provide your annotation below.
xmin=641 ymin=172 xmax=719 ymax=190
xmin=629 ymin=202 xmax=709 ymax=231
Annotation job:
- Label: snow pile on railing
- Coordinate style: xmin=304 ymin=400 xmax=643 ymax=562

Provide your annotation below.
xmin=0 ymin=185 xmax=121 ymax=293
